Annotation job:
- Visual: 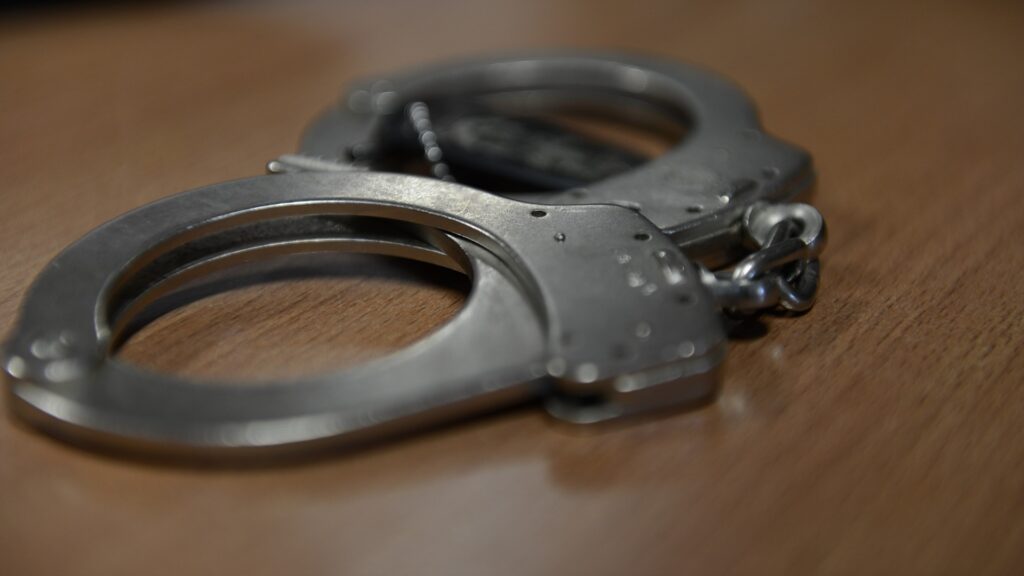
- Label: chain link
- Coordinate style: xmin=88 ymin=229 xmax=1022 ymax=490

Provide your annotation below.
xmin=699 ymin=202 xmax=826 ymax=314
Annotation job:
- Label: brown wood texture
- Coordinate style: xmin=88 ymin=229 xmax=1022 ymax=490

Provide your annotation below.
xmin=2 ymin=1 xmax=1023 ymax=574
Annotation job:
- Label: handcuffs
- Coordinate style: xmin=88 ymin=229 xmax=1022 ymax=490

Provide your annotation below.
xmin=3 ymin=54 xmax=825 ymax=459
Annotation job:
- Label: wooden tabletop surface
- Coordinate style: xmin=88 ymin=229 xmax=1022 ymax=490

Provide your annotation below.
xmin=2 ymin=1 xmax=1023 ymax=574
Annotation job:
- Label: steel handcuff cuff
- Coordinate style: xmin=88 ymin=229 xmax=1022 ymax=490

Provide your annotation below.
xmin=3 ymin=54 xmax=826 ymax=458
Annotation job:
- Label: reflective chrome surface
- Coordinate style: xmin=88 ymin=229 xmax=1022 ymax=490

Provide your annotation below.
xmin=3 ymin=173 xmax=725 ymax=458
xmin=299 ymin=53 xmax=815 ymax=254
xmin=3 ymin=54 xmax=827 ymax=460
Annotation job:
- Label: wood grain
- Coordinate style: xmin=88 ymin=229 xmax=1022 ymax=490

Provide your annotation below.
xmin=2 ymin=1 xmax=1023 ymax=574
xmin=117 ymin=256 xmax=469 ymax=381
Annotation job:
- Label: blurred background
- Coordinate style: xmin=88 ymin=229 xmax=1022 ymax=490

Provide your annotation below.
xmin=2 ymin=1 xmax=1023 ymax=574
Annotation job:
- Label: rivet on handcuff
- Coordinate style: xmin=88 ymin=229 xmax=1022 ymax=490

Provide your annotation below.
xmin=3 ymin=53 xmax=826 ymax=459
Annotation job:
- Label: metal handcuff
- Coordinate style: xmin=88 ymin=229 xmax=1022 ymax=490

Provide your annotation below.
xmin=3 ymin=54 xmax=825 ymax=459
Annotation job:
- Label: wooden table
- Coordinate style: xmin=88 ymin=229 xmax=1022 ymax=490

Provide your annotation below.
xmin=2 ymin=1 xmax=1023 ymax=574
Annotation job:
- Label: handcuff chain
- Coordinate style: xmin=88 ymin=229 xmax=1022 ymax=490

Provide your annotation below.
xmin=699 ymin=201 xmax=827 ymax=314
